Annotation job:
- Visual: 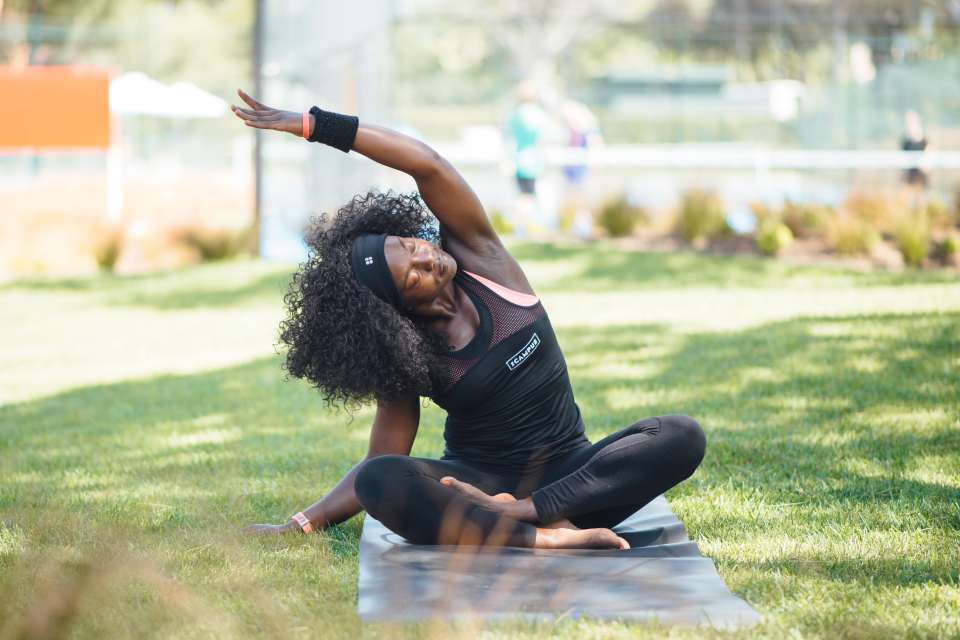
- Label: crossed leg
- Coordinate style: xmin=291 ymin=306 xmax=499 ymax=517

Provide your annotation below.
xmin=353 ymin=455 xmax=628 ymax=548
xmin=532 ymin=415 xmax=707 ymax=529
xmin=353 ymin=415 xmax=706 ymax=548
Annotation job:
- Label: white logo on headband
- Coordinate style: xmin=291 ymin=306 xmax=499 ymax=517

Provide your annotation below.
xmin=364 ymin=256 xmax=373 ymax=265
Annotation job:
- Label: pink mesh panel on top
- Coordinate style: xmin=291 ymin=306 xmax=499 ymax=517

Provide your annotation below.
xmin=440 ymin=354 xmax=481 ymax=389
xmin=462 ymin=270 xmax=539 ymax=307
xmin=438 ymin=272 xmax=546 ymax=390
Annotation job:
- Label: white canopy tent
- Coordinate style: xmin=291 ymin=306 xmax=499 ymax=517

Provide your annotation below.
xmin=104 ymin=72 xmax=228 ymax=222
xmin=109 ymin=71 xmax=227 ymax=118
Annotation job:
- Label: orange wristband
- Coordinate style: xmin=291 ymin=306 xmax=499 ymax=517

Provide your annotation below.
xmin=302 ymin=112 xmax=310 ymax=139
xmin=292 ymin=511 xmax=313 ymax=534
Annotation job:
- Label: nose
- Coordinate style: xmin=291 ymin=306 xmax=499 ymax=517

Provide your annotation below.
xmin=413 ymin=244 xmax=438 ymax=272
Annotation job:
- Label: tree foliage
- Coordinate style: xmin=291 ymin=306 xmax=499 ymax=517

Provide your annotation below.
xmin=0 ymin=0 xmax=251 ymax=98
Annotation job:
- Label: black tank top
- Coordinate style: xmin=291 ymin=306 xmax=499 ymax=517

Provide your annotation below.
xmin=429 ymin=270 xmax=590 ymax=470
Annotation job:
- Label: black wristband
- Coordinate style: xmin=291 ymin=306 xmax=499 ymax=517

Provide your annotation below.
xmin=308 ymin=106 xmax=359 ymax=153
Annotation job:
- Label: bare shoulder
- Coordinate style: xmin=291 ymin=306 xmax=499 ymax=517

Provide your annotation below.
xmin=440 ymin=227 xmax=534 ymax=295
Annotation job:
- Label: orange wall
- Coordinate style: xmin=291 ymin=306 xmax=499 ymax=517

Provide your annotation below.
xmin=0 ymin=66 xmax=111 ymax=149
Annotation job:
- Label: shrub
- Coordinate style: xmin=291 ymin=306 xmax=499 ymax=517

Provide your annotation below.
xmin=931 ymin=232 xmax=958 ymax=265
xmin=755 ymin=220 xmax=794 ymax=256
xmin=557 ymin=202 xmax=578 ymax=234
xmin=676 ymin=189 xmax=729 ymax=243
xmin=922 ymin=200 xmax=954 ymax=231
xmin=781 ymin=200 xmax=831 ymax=238
xmin=174 ymin=225 xmax=253 ymax=262
xmin=749 ymin=202 xmax=778 ymax=228
xmin=91 ymin=225 xmax=125 ymax=272
xmin=944 ymin=233 xmax=958 ymax=259
xmin=937 ymin=233 xmax=958 ymax=264
xmin=4 ymin=211 xmax=105 ymax=276
xmin=828 ymin=216 xmax=879 ymax=256
xmin=596 ymin=193 xmax=648 ymax=238
xmin=488 ymin=210 xmax=513 ymax=235
xmin=895 ymin=215 xmax=931 ymax=268
xmin=842 ymin=191 xmax=903 ymax=235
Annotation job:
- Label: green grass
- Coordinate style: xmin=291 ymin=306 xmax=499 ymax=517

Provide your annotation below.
xmin=1 ymin=244 xmax=958 ymax=639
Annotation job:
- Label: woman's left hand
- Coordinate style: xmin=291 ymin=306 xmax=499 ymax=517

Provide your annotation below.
xmin=231 ymin=89 xmax=305 ymax=137
xmin=440 ymin=476 xmax=539 ymax=522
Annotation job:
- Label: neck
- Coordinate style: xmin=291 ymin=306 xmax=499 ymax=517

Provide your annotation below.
xmin=437 ymin=279 xmax=462 ymax=317
xmin=409 ymin=278 xmax=463 ymax=320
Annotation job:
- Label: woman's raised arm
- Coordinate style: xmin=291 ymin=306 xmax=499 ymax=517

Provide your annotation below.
xmin=231 ymin=89 xmax=503 ymax=256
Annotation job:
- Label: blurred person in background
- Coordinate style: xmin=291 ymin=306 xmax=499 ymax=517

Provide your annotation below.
xmin=901 ymin=109 xmax=930 ymax=192
xmin=505 ymin=81 xmax=550 ymax=236
xmin=559 ymin=99 xmax=603 ymax=239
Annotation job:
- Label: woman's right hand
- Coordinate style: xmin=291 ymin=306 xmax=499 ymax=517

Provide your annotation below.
xmin=231 ymin=89 xmax=307 ymax=137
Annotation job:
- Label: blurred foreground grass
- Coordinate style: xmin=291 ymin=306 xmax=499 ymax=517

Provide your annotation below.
xmin=1 ymin=243 xmax=958 ymax=639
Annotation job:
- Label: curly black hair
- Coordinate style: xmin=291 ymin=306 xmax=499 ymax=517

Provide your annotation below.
xmin=278 ymin=189 xmax=450 ymax=408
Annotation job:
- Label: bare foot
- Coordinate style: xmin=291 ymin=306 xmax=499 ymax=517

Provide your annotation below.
xmin=535 ymin=526 xmax=630 ymax=550
xmin=541 ymin=518 xmax=580 ymax=530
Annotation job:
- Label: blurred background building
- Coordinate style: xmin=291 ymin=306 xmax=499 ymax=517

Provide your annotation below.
xmin=2 ymin=0 xmax=959 ymax=271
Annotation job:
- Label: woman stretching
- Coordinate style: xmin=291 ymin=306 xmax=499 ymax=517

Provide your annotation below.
xmin=233 ymin=90 xmax=706 ymax=550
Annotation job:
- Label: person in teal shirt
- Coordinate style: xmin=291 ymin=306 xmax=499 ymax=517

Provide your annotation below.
xmin=506 ymin=82 xmax=548 ymax=196
xmin=505 ymin=82 xmax=550 ymax=235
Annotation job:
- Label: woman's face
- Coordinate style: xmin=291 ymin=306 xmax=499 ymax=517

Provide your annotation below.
xmin=383 ymin=235 xmax=458 ymax=309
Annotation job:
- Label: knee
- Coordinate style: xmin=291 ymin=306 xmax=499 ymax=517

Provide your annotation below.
xmin=354 ymin=454 xmax=412 ymax=512
xmin=663 ymin=415 xmax=707 ymax=473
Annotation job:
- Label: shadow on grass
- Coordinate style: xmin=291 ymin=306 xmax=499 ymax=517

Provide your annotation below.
xmin=1 ymin=357 xmax=345 ymax=532
xmin=562 ymin=310 xmax=959 ymax=587
xmin=2 ymin=261 xmax=295 ymax=311
xmin=109 ymin=270 xmax=292 ymax=310
xmin=1 ymin=310 xmax=957 ymax=594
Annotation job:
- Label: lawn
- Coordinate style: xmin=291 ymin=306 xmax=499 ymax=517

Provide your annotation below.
xmin=1 ymin=243 xmax=958 ymax=639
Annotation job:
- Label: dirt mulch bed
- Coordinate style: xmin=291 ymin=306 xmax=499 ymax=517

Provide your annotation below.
xmin=544 ymin=230 xmax=960 ymax=273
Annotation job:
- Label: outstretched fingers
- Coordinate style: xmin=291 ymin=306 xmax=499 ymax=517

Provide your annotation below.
xmin=237 ymin=88 xmax=271 ymax=111
xmin=231 ymin=105 xmax=282 ymax=121
xmin=230 ymin=106 xmax=286 ymax=132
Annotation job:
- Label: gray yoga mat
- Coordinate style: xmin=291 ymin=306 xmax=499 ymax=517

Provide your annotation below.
xmin=357 ymin=494 xmax=762 ymax=629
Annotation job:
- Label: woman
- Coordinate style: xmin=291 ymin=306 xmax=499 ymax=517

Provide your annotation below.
xmin=233 ymin=90 xmax=706 ymax=550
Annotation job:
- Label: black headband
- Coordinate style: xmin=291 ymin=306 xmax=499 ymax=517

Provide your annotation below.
xmin=350 ymin=234 xmax=403 ymax=309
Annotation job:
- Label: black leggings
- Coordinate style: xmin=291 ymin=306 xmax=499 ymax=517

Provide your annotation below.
xmin=353 ymin=415 xmax=707 ymax=547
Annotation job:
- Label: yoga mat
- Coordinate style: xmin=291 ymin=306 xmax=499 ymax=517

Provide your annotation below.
xmin=357 ymin=494 xmax=762 ymax=629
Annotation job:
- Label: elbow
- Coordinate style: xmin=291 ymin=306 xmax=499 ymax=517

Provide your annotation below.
xmin=413 ymin=145 xmax=445 ymax=179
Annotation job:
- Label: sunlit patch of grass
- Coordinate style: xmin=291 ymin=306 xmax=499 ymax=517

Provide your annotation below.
xmin=2 ymin=244 xmax=959 ymax=638
xmin=0 ymin=524 xmax=27 ymax=559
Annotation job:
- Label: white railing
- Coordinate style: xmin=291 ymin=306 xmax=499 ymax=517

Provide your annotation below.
xmin=431 ymin=144 xmax=960 ymax=170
